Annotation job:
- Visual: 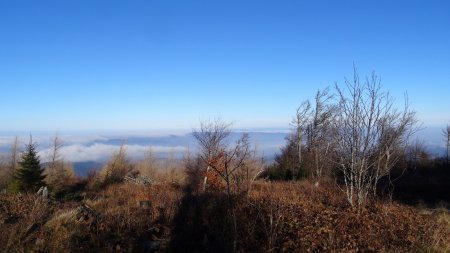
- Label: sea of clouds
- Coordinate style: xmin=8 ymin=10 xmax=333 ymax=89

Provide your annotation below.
xmin=0 ymin=126 xmax=445 ymax=165
xmin=0 ymin=131 xmax=288 ymax=163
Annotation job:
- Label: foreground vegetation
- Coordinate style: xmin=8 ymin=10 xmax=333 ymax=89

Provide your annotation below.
xmin=0 ymin=178 xmax=449 ymax=253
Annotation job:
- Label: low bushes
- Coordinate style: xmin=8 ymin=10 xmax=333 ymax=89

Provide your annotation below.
xmin=0 ymin=181 xmax=448 ymax=252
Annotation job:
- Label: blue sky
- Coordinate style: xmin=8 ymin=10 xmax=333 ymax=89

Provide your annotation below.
xmin=1 ymin=0 xmax=449 ymax=132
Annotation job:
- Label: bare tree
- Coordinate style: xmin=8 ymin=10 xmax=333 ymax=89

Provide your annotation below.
xmin=306 ymin=88 xmax=334 ymax=185
xmin=47 ymin=135 xmax=63 ymax=171
xmin=332 ymin=69 xmax=417 ymax=209
xmin=443 ymin=122 xmax=450 ymax=164
xmin=45 ymin=135 xmax=75 ymax=193
xmin=291 ymin=101 xmax=311 ymax=180
xmin=232 ymin=143 xmax=265 ymax=195
xmin=373 ymin=99 xmax=418 ymax=195
xmin=193 ymin=119 xmax=251 ymax=253
xmin=193 ymin=118 xmax=232 ymax=191
xmin=289 ymin=88 xmax=334 ymax=185
xmin=193 ymin=119 xmax=251 ymax=196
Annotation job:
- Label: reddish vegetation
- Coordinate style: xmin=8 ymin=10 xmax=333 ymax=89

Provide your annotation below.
xmin=242 ymin=182 xmax=449 ymax=252
xmin=203 ymin=152 xmax=227 ymax=191
xmin=0 ymin=180 xmax=448 ymax=252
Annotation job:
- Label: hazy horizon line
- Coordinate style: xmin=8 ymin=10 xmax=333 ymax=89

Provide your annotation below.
xmin=0 ymin=126 xmax=293 ymax=136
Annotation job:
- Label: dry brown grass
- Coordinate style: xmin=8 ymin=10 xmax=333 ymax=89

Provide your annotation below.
xmin=0 ymin=194 xmax=51 ymax=252
xmin=0 ymin=180 xmax=448 ymax=252
xmin=241 ymin=181 xmax=450 ymax=252
xmin=0 ymin=182 xmax=181 ymax=253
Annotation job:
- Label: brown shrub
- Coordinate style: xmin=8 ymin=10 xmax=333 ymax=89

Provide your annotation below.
xmin=0 ymin=181 xmax=182 ymax=253
xmin=0 ymin=180 xmax=448 ymax=252
xmin=239 ymin=181 xmax=450 ymax=252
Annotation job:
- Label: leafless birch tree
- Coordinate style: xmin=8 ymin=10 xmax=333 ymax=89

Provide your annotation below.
xmin=290 ymin=89 xmax=334 ymax=185
xmin=306 ymin=88 xmax=334 ymax=185
xmin=332 ymin=70 xmax=417 ymax=209
xmin=291 ymin=101 xmax=311 ymax=180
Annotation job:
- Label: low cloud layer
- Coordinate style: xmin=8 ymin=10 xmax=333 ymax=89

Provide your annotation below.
xmin=38 ymin=143 xmax=188 ymax=163
xmin=1 ymin=128 xmax=446 ymax=163
xmin=1 ymin=131 xmax=289 ymax=163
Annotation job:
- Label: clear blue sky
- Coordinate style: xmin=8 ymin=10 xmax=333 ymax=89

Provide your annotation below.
xmin=1 ymin=0 xmax=449 ymax=131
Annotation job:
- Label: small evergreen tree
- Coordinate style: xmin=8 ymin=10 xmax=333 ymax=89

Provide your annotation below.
xmin=15 ymin=137 xmax=46 ymax=192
